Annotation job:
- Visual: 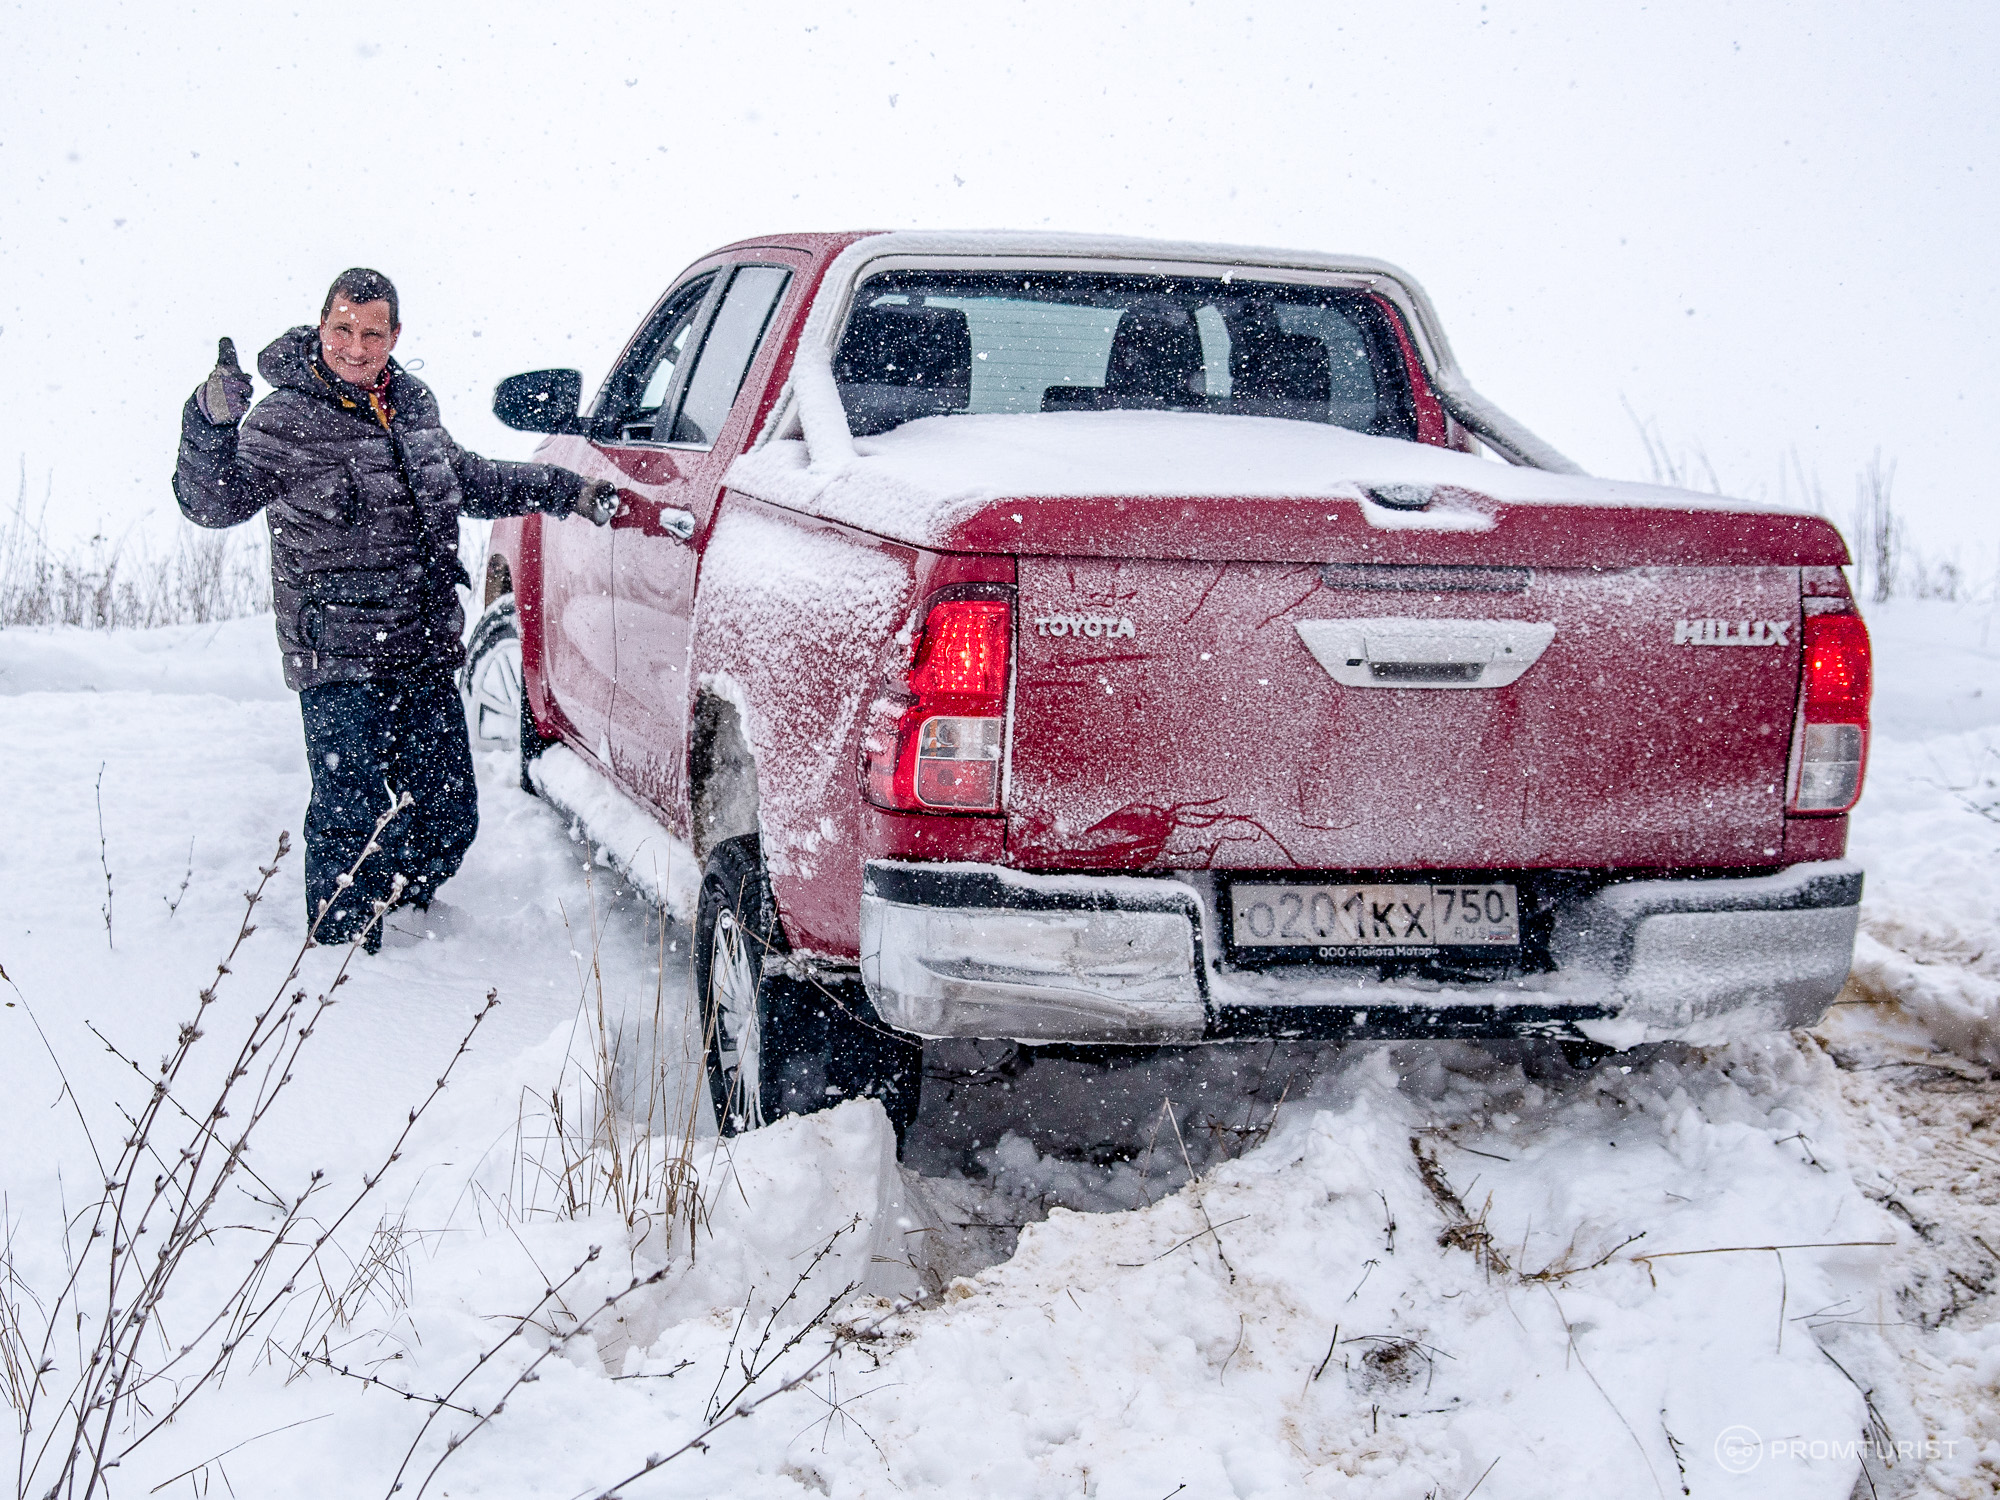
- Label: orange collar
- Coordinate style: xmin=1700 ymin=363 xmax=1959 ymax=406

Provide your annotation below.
xmin=312 ymin=357 xmax=396 ymax=429
xmin=363 ymin=370 xmax=395 ymax=431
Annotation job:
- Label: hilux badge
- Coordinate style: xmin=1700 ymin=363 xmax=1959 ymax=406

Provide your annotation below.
xmin=1674 ymin=619 xmax=1791 ymax=647
xmin=1034 ymin=614 xmax=1136 ymax=640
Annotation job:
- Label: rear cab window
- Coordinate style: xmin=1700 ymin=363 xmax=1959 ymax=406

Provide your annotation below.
xmin=831 ymin=267 xmax=1420 ymax=440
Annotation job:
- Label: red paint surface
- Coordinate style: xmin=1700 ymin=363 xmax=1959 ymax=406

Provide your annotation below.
xmin=1006 ymin=558 xmax=1802 ymax=872
xmin=1782 ymin=815 xmax=1848 ymax=863
xmin=943 ymin=495 xmax=1850 ymax=567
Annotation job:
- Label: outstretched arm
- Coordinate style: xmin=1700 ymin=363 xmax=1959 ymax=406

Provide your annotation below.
xmin=451 ymin=443 xmax=585 ymax=520
xmin=172 ymin=339 xmax=269 ymax=528
xmin=451 ymin=441 xmax=616 ymax=524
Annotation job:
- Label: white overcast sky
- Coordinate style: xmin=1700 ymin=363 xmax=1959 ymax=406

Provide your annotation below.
xmin=3 ymin=0 xmax=1996 ymax=566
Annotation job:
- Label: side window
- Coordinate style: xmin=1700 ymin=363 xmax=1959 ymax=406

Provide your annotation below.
xmin=601 ymin=273 xmax=716 ymax=443
xmin=670 ymin=265 xmax=792 ymax=446
xmin=633 ymin=318 xmax=698 ymax=427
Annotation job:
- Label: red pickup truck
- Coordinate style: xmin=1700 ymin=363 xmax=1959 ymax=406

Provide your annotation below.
xmin=470 ymin=230 xmax=1869 ymax=1142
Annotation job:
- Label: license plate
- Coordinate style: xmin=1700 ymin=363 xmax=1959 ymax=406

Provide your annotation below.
xmin=1229 ymin=881 xmax=1520 ymax=958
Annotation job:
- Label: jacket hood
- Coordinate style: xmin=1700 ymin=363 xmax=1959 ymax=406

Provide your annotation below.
xmin=258 ymin=325 xmax=333 ymax=392
xmin=257 ymin=325 xmax=420 ymax=413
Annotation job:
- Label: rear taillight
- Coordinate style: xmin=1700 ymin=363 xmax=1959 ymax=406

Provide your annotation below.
xmin=863 ymin=596 xmax=1012 ymax=812
xmin=1790 ymin=610 xmax=1871 ymax=814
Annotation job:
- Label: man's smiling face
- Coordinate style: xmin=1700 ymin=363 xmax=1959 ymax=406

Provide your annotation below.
xmin=319 ymin=294 xmax=399 ymax=388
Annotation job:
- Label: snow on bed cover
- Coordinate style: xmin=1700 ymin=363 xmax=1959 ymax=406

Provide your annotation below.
xmin=726 ymin=411 xmax=1798 ymax=550
xmin=0 ymin=604 xmax=1995 ymax=1497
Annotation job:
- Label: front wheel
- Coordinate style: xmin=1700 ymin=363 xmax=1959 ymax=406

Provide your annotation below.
xmin=693 ymin=836 xmax=922 ymax=1146
xmin=461 ymin=594 xmax=557 ymax=793
xmin=462 ymin=596 xmax=523 ymax=750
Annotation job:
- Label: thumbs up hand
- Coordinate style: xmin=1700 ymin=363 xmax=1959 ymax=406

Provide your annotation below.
xmin=195 ymin=337 xmax=255 ymax=426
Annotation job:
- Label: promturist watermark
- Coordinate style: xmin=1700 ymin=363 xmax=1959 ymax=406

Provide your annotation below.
xmin=1715 ymin=1426 xmax=1957 ymax=1474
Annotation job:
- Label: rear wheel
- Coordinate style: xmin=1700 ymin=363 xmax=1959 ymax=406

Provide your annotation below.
xmin=694 ymin=836 xmax=922 ymax=1145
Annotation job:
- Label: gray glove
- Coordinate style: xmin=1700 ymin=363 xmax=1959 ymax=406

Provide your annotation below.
xmin=195 ymin=337 xmax=254 ymax=426
xmin=573 ymin=477 xmax=620 ymax=526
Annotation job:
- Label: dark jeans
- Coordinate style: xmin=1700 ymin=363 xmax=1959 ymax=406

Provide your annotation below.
xmin=299 ymin=668 xmax=477 ymax=945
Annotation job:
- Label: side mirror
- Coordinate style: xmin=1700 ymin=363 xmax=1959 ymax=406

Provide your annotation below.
xmin=493 ymin=369 xmax=583 ymax=433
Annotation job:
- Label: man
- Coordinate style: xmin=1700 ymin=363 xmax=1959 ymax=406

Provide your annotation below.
xmin=174 ymin=267 xmax=617 ymax=951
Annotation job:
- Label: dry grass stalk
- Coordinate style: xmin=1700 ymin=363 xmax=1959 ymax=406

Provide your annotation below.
xmin=93 ymin=764 xmax=113 ymax=950
xmin=506 ymin=875 xmax=707 ymax=1257
xmin=284 ymin=1213 xmax=420 ymax=1371
xmin=1410 ymin=1137 xmax=1513 ymax=1277
xmin=1410 ymin=1136 xmax=1649 ymax=1282
xmin=2 ymin=458 xmax=271 ymax=630
xmin=4 ymin=798 xmax=501 ymax=1500
xmin=0 ymin=1207 xmax=44 ymax=1426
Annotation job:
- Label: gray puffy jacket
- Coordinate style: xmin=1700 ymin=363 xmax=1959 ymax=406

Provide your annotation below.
xmin=174 ymin=326 xmax=583 ymax=690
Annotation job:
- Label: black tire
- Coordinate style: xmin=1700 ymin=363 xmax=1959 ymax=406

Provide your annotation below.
xmin=459 ymin=594 xmax=558 ymax=794
xmin=462 ymin=596 xmax=523 ymax=749
xmin=693 ymin=835 xmax=922 ymax=1146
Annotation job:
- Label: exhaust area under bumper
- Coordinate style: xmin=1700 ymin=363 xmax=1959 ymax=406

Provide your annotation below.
xmin=858 ymin=859 xmax=1862 ymax=1047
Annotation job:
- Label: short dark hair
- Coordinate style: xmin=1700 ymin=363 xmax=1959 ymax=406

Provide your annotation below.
xmin=321 ymin=267 xmax=400 ymax=329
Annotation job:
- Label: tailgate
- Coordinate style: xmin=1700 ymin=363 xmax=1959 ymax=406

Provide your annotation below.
xmin=1005 ymin=559 xmax=1800 ymax=871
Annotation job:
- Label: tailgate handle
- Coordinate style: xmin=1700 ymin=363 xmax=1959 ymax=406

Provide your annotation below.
xmin=1295 ymin=618 xmax=1556 ymax=690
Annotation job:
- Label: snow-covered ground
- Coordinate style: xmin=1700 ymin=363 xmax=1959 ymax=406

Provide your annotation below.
xmin=0 ymin=603 xmax=1995 ymax=1499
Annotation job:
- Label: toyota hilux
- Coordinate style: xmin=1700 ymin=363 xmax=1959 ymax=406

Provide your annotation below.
xmin=468 ymin=230 xmax=1870 ymax=1141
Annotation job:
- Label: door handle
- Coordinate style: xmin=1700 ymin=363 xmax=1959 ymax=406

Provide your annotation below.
xmin=612 ymin=498 xmax=697 ymax=540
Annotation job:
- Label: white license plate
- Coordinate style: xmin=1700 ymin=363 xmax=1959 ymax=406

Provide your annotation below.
xmin=1229 ymin=882 xmax=1520 ymax=954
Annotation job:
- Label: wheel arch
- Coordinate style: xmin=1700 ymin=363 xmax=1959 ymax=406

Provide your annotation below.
xmin=483 ymin=552 xmax=513 ymax=607
xmin=486 ymin=515 xmax=554 ymax=736
xmin=688 ymin=682 xmax=762 ymax=865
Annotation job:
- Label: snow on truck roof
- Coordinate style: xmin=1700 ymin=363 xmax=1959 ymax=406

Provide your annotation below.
xmin=719 ymin=231 xmax=1814 ymax=550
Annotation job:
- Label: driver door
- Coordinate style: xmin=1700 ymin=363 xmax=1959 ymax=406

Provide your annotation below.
xmin=597 ymin=254 xmax=804 ymax=836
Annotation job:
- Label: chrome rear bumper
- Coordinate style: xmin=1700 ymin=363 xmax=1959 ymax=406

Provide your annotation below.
xmin=859 ymin=863 xmax=1208 ymax=1043
xmin=858 ymin=860 xmax=1861 ymax=1047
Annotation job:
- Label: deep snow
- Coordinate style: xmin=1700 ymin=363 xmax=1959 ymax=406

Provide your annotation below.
xmin=0 ymin=602 xmax=1995 ymax=1498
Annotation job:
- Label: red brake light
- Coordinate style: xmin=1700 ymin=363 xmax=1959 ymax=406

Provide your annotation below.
xmin=1802 ymin=613 xmax=1870 ymax=723
xmin=863 ymin=596 xmax=1012 ymax=812
xmin=1791 ymin=611 xmax=1871 ymax=814
xmin=909 ymin=600 xmax=1010 ymax=704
